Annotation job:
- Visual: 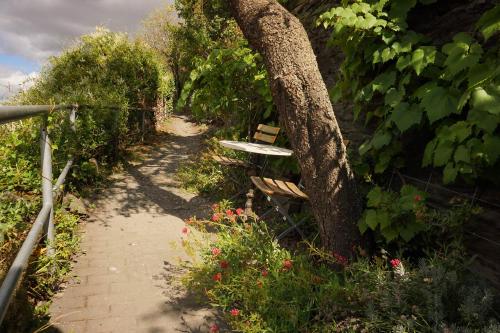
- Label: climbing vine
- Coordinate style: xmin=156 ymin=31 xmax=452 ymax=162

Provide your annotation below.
xmin=318 ymin=1 xmax=500 ymax=185
xmin=317 ymin=0 xmax=500 ymax=244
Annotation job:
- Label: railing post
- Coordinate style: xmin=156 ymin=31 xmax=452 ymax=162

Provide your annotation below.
xmin=41 ymin=117 xmax=54 ymax=257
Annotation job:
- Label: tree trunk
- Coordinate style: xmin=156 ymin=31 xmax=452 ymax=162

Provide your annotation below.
xmin=228 ymin=0 xmax=362 ymax=256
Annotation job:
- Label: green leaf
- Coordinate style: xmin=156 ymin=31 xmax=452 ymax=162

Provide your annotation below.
xmin=390 ymin=102 xmax=422 ymax=132
xmin=371 ymin=71 xmax=396 ymax=93
xmin=375 ymin=149 xmax=393 ymax=173
xmin=371 ymin=131 xmax=392 ymax=149
xmin=433 ymin=141 xmax=454 ymax=167
xmin=422 ymin=139 xmax=437 ymax=167
xmin=358 ymin=219 xmax=369 ymax=234
xmin=400 ymin=223 xmax=420 ymax=242
xmin=384 ymin=87 xmax=404 ymax=107
xmin=443 ymin=162 xmax=458 ymax=184
xmin=467 ymin=108 xmax=499 ymax=134
xmin=442 ymin=33 xmax=482 ymax=79
xmin=471 ymin=85 xmax=500 ymax=115
xmin=381 ymin=227 xmax=398 ymax=242
xmin=365 ymin=209 xmax=379 ymax=230
xmin=378 ymin=211 xmax=391 ymax=230
xmin=367 ymin=186 xmax=384 ymax=207
xmin=381 ymin=47 xmax=396 ymax=62
xmin=476 ymin=5 xmax=500 ymax=41
xmin=483 ymin=134 xmax=500 ymax=164
xmin=411 ymin=46 xmax=436 ymax=75
xmin=389 ymin=0 xmax=417 ymax=25
xmin=396 ymin=54 xmax=412 ymax=71
xmin=416 ymin=83 xmax=459 ymax=123
xmin=454 ymin=145 xmax=470 ymax=163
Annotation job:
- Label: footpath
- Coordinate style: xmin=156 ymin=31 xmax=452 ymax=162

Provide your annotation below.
xmin=49 ymin=115 xmax=218 ymax=333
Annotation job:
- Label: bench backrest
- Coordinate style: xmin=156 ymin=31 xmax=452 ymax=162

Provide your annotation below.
xmin=253 ymin=124 xmax=280 ymax=144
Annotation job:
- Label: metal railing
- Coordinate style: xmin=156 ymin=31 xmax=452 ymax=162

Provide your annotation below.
xmin=0 ymin=104 xmax=77 ymax=323
xmin=0 ymin=103 xmax=157 ymax=324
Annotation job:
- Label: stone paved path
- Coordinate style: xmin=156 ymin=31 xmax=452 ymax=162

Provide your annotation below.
xmin=49 ymin=115 xmax=218 ymax=333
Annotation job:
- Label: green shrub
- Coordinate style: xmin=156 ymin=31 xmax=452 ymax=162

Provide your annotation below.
xmin=182 ymin=206 xmax=499 ymax=332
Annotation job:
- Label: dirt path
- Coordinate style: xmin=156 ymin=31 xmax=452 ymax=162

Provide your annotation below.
xmin=49 ymin=115 xmax=218 ymax=333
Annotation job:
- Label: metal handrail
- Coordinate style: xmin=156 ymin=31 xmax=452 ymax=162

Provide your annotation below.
xmin=0 ymin=103 xmax=155 ymax=324
xmin=0 ymin=104 xmax=76 ymax=323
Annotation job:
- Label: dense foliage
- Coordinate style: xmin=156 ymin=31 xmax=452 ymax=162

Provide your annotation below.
xmin=317 ymin=1 xmax=500 ymax=185
xmin=316 ymin=1 xmax=500 ymax=244
xmin=172 ymin=0 xmax=278 ymax=137
xmin=182 ymin=205 xmax=499 ymax=333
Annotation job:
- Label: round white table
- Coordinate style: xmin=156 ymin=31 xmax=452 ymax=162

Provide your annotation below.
xmin=219 ymin=140 xmax=293 ymax=157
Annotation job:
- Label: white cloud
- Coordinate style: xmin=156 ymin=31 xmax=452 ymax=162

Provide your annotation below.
xmin=0 ymin=66 xmax=38 ymax=101
xmin=0 ymin=0 xmax=171 ymax=63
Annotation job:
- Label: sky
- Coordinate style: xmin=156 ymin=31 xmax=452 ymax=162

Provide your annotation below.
xmin=0 ymin=0 xmax=171 ymax=100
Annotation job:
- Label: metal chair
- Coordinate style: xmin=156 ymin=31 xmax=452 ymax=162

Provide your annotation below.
xmin=250 ymin=176 xmax=308 ymax=239
xmin=211 ymin=124 xmax=281 ymax=199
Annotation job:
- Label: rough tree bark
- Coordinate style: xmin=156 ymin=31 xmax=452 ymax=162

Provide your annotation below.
xmin=228 ymin=0 xmax=362 ymax=256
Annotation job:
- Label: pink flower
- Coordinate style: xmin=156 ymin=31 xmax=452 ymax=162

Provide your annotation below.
xmin=211 ymin=213 xmax=220 ymax=222
xmin=230 ymin=308 xmax=240 ymax=316
xmin=212 ymin=272 xmax=222 ymax=282
xmin=333 ymin=252 xmax=348 ymax=266
xmin=181 ymin=227 xmax=190 ymax=235
xmin=390 ymin=259 xmax=401 ymax=268
xmin=282 ymin=260 xmax=293 ymax=271
xmin=236 ymin=208 xmax=244 ymax=215
xmin=211 ymin=247 xmax=221 ymax=256
xmin=261 ymin=269 xmax=268 ymax=277
xmin=210 ymin=324 xmax=219 ymax=333
xmin=226 ymin=209 xmax=234 ymax=216
xmin=212 ymin=203 xmax=219 ymax=211
xmin=220 ymin=260 xmax=229 ymax=269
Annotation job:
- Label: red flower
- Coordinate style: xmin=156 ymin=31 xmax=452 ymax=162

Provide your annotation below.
xmin=226 ymin=209 xmax=234 ymax=216
xmin=220 ymin=260 xmax=229 ymax=269
xmin=390 ymin=259 xmax=401 ymax=268
xmin=230 ymin=308 xmax=240 ymax=316
xmin=210 ymin=324 xmax=219 ymax=333
xmin=333 ymin=252 xmax=348 ymax=266
xmin=282 ymin=260 xmax=293 ymax=271
xmin=414 ymin=194 xmax=422 ymax=203
xmin=236 ymin=208 xmax=244 ymax=215
xmin=211 ymin=247 xmax=221 ymax=256
xmin=181 ymin=227 xmax=190 ymax=235
xmin=261 ymin=269 xmax=268 ymax=277
xmin=211 ymin=213 xmax=221 ymax=222
xmin=212 ymin=272 xmax=222 ymax=282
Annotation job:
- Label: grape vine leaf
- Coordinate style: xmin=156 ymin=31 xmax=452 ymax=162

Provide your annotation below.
xmin=442 ymin=33 xmax=482 ymax=79
xmin=390 ymin=102 xmax=422 ymax=132
xmin=411 ymin=46 xmax=436 ymax=75
xmin=471 ymin=85 xmax=500 ymax=115
xmin=416 ymin=82 xmax=458 ymax=123
xmin=433 ymin=141 xmax=454 ymax=167
xmin=443 ymin=162 xmax=458 ymax=184
xmin=476 ymin=5 xmax=500 ymax=41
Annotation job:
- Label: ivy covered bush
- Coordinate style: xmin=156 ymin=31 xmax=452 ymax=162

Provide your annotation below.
xmin=317 ymin=1 xmax=500 ymax=185
xmin=315 ymin=0 xmax=500 ymax=245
